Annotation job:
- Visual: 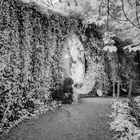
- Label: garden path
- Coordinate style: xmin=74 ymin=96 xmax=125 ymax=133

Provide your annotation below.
xmin=1 ymin=97 xmax=114 ymax=140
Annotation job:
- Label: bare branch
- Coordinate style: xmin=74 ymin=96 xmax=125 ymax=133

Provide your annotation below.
xmin=131 ymin=42 xmax=140 ymax=48
xmin=98 ymin=0 xmax=104 ymax=20
xmin=135 ymin=0 xmax=140 ymax=28
xmin=109 ymin=12 xmax=127 ymax=22
xmin=121 ymin=0 xmax=140 ymax=29
xmin=47 ymin=0 xmax=53 ymax=6
xmin=107 ymin=0 xmax=110 ymax=31
xmin=74 ymin=0 xmax=78 ymax=6
xmin=127 ymin=0 xmax=133 ymax=6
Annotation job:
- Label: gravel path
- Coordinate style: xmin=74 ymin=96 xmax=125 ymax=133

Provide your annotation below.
xmin=1 ymin=97 xmax=114 ymax=140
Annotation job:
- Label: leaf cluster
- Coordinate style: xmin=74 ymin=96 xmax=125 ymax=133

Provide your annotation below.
xmin=109 ymin=98 xmax=140 ymax=140
xmin=0 ymin=0 xmax=104 ymax=135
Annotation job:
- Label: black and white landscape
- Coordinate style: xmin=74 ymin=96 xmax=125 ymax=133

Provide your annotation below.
xmin=0 ymin=0 xmax=140 ymax=140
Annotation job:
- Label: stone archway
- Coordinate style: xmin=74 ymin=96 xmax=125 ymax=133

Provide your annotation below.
xmin=62 ymin=33 xmax=97 ymax=97
xmin=63 ymin=34 xmax=85 ymax=87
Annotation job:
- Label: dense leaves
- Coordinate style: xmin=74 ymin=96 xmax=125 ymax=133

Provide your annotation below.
xmin=0 ymin=0 xmax=139 ymax=136
xmin=109 ymin=98 xmax=140 ymax=140
xmin=0 ymin=0 xmax=107 ymax=135
xmin=0 ymin=0 xmax=69 ymax=135
xmin=68 ymin=0 xmax=139 ymax=52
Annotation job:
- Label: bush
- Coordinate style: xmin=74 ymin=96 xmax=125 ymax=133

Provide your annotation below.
xmin=109 ymin=98 xmax=140 ymax=140
xmin=50 ymin=77 xmax=73 ymax=104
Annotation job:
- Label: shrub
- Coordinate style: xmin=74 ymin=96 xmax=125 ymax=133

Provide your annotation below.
xmin=50 ymin=77 xmax=73 ymax=104
xmin=109 ymin=98 xmax=140 ymax=140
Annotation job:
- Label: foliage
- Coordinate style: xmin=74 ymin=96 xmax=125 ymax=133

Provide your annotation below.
xmin=1 ymin=0 xmax=102 ymax=135
xmin=113 ymin=37 xmax=140 ymax=90
xmin=50 ymin=77 xmax=73 ymax=104
xmin=22 ymin=0 xmax=140 ymax=51
xmin=103 ymin=32 xmax=117 ymax=52
xmin=0 ymin=0 xmax=81 ymax=135
xmin=82 ymin=0 xmax=140 ymax=52
xmin=109 ymin=98 xmax=140 ymax=140
xmin=1 ymin=0 xmax=138 ymax=136
xmin=0 ymin=0 xmax=53 ymax=135
xmin=82 ymin=30 xmax=111 ymax=95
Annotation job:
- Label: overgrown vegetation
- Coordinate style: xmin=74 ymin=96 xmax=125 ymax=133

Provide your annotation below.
xmin=109 ymin=97 xmax=140 ymax=140
xmin=0 ymin=0 xmax=64 ymax=135
xmin=0 ymin=0 xmax=106 ymax=135
xmin=0 ymin=0 xmax=139 ymax=136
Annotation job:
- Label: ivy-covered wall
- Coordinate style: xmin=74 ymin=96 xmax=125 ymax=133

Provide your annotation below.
xmin=0 ymin=0 xmax=92 ymax=134
xmin=0 ymin=0 xmax=123 ymax=135
xmin=78 ymin=27 xmax=112 ymax=95
xmin=0 ymin=0 xmax=67 ymax=134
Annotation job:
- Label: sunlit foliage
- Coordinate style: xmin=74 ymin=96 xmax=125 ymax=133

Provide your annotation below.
xmin=109 ymin=97 xmax=140 ymax=140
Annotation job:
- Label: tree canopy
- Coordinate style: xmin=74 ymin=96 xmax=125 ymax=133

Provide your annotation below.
xmin=21 ymin=0 xmax=140 ymax=52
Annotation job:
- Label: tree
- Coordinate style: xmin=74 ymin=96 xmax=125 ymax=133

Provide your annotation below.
xmin=23 ymin=0 xmax=139 ymax=52
xmin=82 ymin=0 xmax=140 ymax=52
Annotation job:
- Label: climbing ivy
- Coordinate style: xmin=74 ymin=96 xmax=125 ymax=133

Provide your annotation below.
xmin=0 ymin=0 xmax=135 ymax=135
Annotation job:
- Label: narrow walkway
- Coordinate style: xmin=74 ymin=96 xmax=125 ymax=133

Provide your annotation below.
xmin=1 ymin=98 xmax=114 ymax=140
